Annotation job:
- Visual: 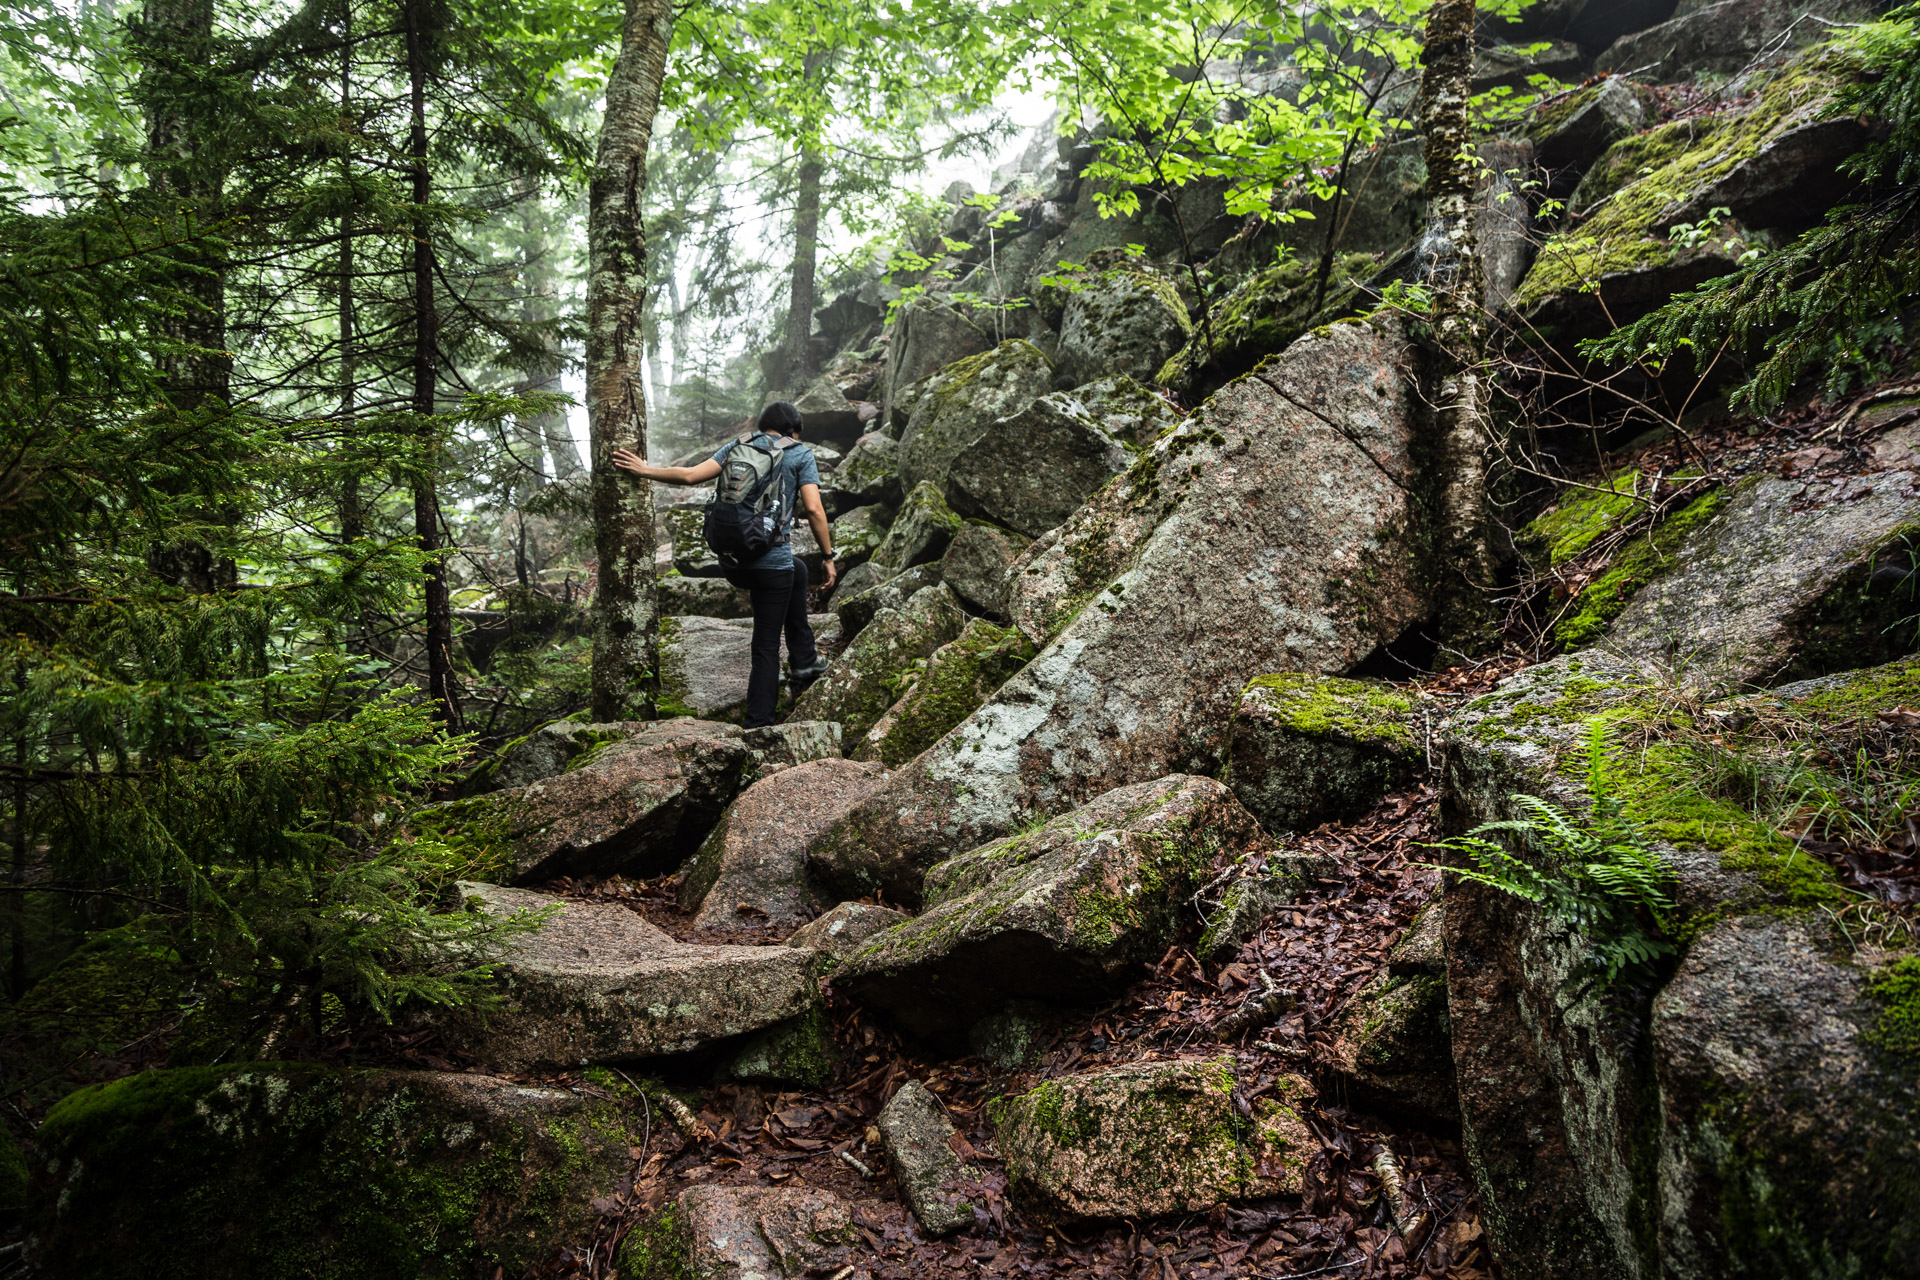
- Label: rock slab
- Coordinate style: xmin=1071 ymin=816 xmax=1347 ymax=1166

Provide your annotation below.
xmin=878 ymin=1080 xmax=980 ymax=1237
xmin=446 ymin=883 xmax=820 ymax=1071
xmin=830 ymin=776 xmax=1263 ymax=1042
xmin=1227 ymin=673 xmax=1430 ymax=833
xmin=992 ymin=1059 xmax=1312 ymax=1223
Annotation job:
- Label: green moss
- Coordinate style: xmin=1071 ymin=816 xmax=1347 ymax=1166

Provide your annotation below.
xmin=1788 ymin=656 xmax=1920 ymax=721
xmin=721 ymin=1006 xmax=836 ymax=1088
xmin=865 ymin=620 xmax=1035 ymax=766
xmin=1555 ymin=487 xmax=1729 ymax=649
xmin=1520 ymin=469 xmax=1647 ymax=568
xmin=1514 ymin=50 xmax=1846 ymax=313
xmin=925 ymin=341 xmax=1050 ymax=421
xmin=1864 ymin=955 xmax=1920 ymax=1061
xmin=1157 ymin=252 xmax=1379 ymax=401
xmin=33 ymin=1063 xmax=640 ymax=1280
xmin=1775 ymin=525 xmax=1920 ymax=683
xmin=1067 ymin=828 xmax=1219 ymax=956
xmin=654 ymin=615 xmax=701 ymax=719
xmin=617 ymin=1203 xmax=691 ymax=1280
xmin=1242 ymin=672 xmax=1416 ymax=748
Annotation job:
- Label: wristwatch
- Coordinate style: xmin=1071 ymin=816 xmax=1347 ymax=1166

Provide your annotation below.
xmin=821 ymin=549 xmax=837 ymax=561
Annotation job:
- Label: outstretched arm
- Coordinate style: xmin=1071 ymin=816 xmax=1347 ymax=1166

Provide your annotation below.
xmin=611 ymin=449 xmax=721 ymax=485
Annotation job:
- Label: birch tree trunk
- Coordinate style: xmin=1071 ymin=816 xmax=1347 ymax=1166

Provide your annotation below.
xmin=1416 ymin=0 xmax=1495 ymax=644
xmin=587 ymin=0 xmax=673 ymax=721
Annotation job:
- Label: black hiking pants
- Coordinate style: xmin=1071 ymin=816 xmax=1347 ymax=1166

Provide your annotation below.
xmin=733 ymin=558 xmax=818 ymax=729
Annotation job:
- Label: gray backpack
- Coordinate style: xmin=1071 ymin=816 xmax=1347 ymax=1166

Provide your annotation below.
xmin=703 ymin=432 xmax=799 ymax=567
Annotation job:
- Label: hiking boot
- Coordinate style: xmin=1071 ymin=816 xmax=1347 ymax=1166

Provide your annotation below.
xmin=788 ymin=658 xmax=831 ymax=692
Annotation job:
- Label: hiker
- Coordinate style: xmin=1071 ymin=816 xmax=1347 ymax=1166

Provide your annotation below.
xmin=612 ymin=400 xmax=836 ymax=728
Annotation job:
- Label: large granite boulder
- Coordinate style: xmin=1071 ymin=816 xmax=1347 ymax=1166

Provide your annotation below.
xmin=1604 ymin=425 xmax=1920 ymax=692
xmin=828 ymin=503 xmax=890 ymax=571
xmin=834 ymin=431 xmax=902 ymax=508
xmin=830 ymin=561 xmax=943 ymax=639
xmin=991 ymin=1059 xmax=1313 ymax=1223
xmin=678 ymin=757 xmax=891 ymax=932
xmin=660 ymin=573 xmax=754 ymax=618
xmin=742 ymin=720 xmax=842 ymax=780
xmin=789 ymin=584 xmax=968 ymax=743
xmin=1528 ymin=77 xmax=1656 ymax=197
xmin=1513 ymin=51 xmax=1867 ymax=338
xmin=1226 ymin=674 xmax=1430 ymax=833
xmin=792 ymin=377 xmax=866 ymax=450
xmin=883 ymin=295 xmax=990 ymax=416
xmin=1600 ymin=0 xmax=1882 ymax=80
xmin=943 ymin=392 xmax=1132 ymax=536
xmin=29 ymin=1063 xmax=645 ymax=1279
xmin=445 ymin=883 xmax=821 ymax=1071
xmin=808 ymin=320 xmax=1427 ymax=887
xmin=1054 ymin=267 xmax=1194 ymax=389
xmin=898 ymin=340 xmax=1055 ymax=497
xmin=869 ymin=480 xmax=962 ymax=572
xmin=465 ymin=717 xmax=648 ymax=794
xmin=785 ymin=901 xmax=913 ymax=969
xmin=659 ymin=613 xmax=845 ymax=722
xmin=1064 ymin=375 xmax=1183 ymax=446
xmin=940 ymin=521 xmax=1031 ymax=620
xmin=1156 ymin=253 xmax=1380 ymax=405
xmin=1439 ymin=653 xmax=1920 ymax=1280
xmin=829 ymin=776 xmax=1264 ymax=1041
xmin=415 ymin=719 xmax=749 ymax=883
xmin=853 ymin=619 xmax=1035 ymax=768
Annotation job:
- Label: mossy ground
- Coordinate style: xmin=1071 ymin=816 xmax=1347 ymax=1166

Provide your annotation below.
xmin=1519 ymin=469 xmax=1646 ymax=568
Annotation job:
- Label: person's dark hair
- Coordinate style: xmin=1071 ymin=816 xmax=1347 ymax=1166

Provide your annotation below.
xmin=758 ymin=400 xmax=804 ymax=437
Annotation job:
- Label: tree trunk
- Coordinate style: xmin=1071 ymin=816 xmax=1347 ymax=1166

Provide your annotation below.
xmin=406 ymin=0 xmax=461 ymax=731
xmin=141 ymin=0 xmax=236 ymax=593
xmin=1416 ymin=0 xmax=1494 ymax=645
xmin=782 ymin=140 xmax=825 ymax=395
xmin=586 ymin=0 xmax=673 ymax=722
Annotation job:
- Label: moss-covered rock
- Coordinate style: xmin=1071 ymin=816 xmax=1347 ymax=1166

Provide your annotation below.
xmin=882 ymin=295 xmax=991 ymax=420
xmin=897 ymin=341 xmax=1054 ymax=498
xmin=415 ymin=718 xmax=749 ymax=883
xmin=853 ymin=618 xmax=1036 ymax=768
xmin=828 ymin=503 xmax=890 ymax=571
xmin=1438 ymin=652 xmax=1920 ymax=1278
xmin=1526 ymin=77 xmax=1655 ymax=198
xmin=783 ymin=901 xmax=912 ymax=971
xmin=939 ymin=521 xmax=1031 ymax=620
xmin=877 ymin=1079 xmax=981 ymax=1237
xmin=28 ymin=1063 xmax=644 ymax=1280
xmin=1055 ymin=267 xmax=1193 ymax=390
xmin=829 ymin=775 xmax=1262 ymax=1044
xmin=1513 ymin=47 xmax=1863 ymax=334
xmin=789 ymin=583 xmax=967 ymax=743
xmin=1606 ymin=427 xmax=1920 ymax=690
xmin=1195 ymin=854 xmax=1331 ymax=963
xmin=943 ymin=392 xmax=1133 ymax=537
xmin=991 ymin=1058 xmax=1312 ymax=1223
xmin=1226 ymin=673 xmax=1430 ymax=834
xmin=658 ymin=574 xmax=754 ymax=619
xmin=1602 ymin=0 xmax=1882 ymax=80
xmin=718 ymin=1005 xmax=836 ymax=1089
xmin=1516 ymin=467 xmax=1649 ymax=569
xmin=869 ymin=481 xmax=964 ymax=573
xmin=1156 ymin=251 xmax=1378 ymax=404
xmin=834 ymin=431 xmax=902 ymax=508
xmin=808 ymin=321 xmax=1428 ymax=886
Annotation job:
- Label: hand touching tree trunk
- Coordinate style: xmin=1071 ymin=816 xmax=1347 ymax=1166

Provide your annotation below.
xmin=588 ymin=0 xmax=674 ymax=721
